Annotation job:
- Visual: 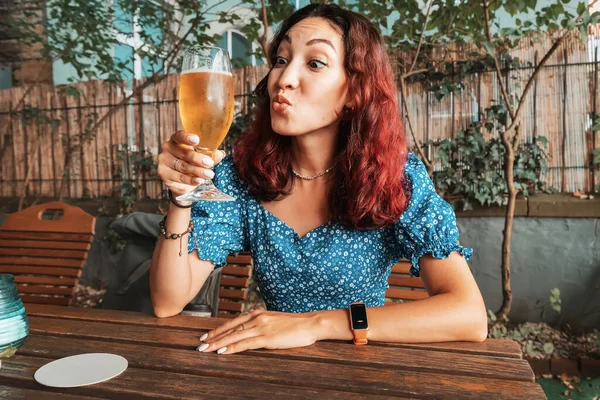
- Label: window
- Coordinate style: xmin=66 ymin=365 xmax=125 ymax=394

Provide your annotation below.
xmin=216 ymin=29 xmax=264 ymax=68
xmin=0 ymin=66 xmax=12 ymax=89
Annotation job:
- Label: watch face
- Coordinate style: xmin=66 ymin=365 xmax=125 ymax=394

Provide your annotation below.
xmin=350 ymin=303 xmax=368 ymax=330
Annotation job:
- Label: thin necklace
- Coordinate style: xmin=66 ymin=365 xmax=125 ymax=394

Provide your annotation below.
xmin=292 ymin=160 xmax=338 ymax=180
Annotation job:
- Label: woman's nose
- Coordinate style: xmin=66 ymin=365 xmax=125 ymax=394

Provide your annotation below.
xmin=277 ymin=64 xmax=299 ymax=91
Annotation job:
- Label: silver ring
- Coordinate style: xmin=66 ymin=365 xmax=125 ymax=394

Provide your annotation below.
xmin=242 ymin=323 xmax=246 ymax=330
xmin=173 ymin=158 xmax=181 ymax=172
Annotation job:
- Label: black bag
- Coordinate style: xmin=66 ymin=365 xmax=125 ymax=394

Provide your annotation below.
xmin=100 ymin=212 xmax=221 ymax=317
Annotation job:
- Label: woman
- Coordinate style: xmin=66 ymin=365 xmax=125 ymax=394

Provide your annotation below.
xmin=150 ymin=4 xmax=487 ymax=355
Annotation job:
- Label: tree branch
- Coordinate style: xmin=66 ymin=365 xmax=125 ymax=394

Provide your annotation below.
xmin=398 ymin=78 xmax=432 ymax=173
xmin=259 ymin=0 xmax=271 ymax=67
xmin=482 ymin=0 xmax=516 ymax=121
xmin=402 ymin=68 xmax=429 ymax=80
xmin=408 ymin=0 xmax=434 ymax=75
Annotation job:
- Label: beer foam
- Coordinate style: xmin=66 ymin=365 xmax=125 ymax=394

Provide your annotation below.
xmin=182 ymin=67 xmax=232 ymax=76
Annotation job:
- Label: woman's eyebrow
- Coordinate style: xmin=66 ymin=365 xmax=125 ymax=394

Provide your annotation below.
xmin=282 ymin=34 xmax=337 ymax=54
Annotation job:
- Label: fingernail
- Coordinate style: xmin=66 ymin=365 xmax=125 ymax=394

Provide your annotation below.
xmin=194 ymin=177 xmax=204 ymax=184
xmin=197 ymin=343 xmax=209 ymax=352
xmin=217 ymin=347 xmax=227 ymax=354
xmin=203 ymin=170 xmax=215 ymax=179
xmin=201 ymin=157 xmax=214 ymax=167
xmin=189 ymin=135 xmax=199 ymax=144
xmin=199 ymin=333 xmax=208 ymax=342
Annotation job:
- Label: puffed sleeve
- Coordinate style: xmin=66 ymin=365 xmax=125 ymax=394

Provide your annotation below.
xmin=395 ymin=154 xmax=473 ymax=277
xmin=187 ymin=155 xmax=249 ymax=268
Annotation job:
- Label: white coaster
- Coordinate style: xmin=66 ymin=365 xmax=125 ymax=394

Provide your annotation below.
xmin=34 ymin=353 xmax=128 ymax=388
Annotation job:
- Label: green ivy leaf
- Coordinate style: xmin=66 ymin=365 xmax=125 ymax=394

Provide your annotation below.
xmin=543 ymin=342 xmax=555 ymax=355
xmin=487 ymin=309 xmax=497 ymax=322
xmin=483 ymin=41 xmax=495 ymax=56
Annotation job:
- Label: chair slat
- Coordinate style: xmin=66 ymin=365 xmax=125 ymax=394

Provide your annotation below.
xmin=0 ymin=266 xmax=82 ymax=277
xmin=0 ymin=256 xmax=85 ymax=268
xmin=218 ymin=300 xmax=244 ymax=312
xmin=220 ymin=277 xmax=249 ymax=288
xmin=221 ymin=266 xmax=251 ymax=277
xmin=0 ymin=239 xmax=91 ymax=251
xmin=226 ymin=254 xmax=253 ymax=265
xmin=391 ymin=262 xmax=412 ymax=274
xmin=17 ymin=285 xmax=74 ymax=296
xmin=19 ymin=294 xmax=70 ymax=306
xmin=0 ymin=248 xmax=88 ymax=259
xmin=13 ymin=276 xmax=77 ymax=286
xmin=385 ymin=288 xmax=429 ymax=300
xmin=0 ymin=231 xmax=93 ymax=242
xmin=219 ymin=288 xmax=248 ymax=301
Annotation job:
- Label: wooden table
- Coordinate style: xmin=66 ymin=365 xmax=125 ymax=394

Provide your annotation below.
xmin=0 ymin=304 xmax=546 ymax=399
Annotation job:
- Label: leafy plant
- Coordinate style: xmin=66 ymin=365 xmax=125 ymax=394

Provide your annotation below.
xmin=112 ymin=144 xmax=158 ymax=215
xmin=549 ymin=288 xmax=562 ymax=314
xmin=429 ymin=124 xmax=549 ymax=211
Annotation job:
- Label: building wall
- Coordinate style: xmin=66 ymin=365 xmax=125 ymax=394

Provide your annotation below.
xmin=0 ymin=0 xmax=52 ymax=88
xmin=459 ymin=217 xmax=600 ymax=331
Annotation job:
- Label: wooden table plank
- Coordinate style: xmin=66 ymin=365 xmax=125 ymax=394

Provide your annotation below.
xmin=24 ymin=304 xmax=523 ymax=359
xmin=0 ymin=385 xmax=102 ymax=400
xmin=17 ymin=334 xmax=547 ymax=399
xmin=1 ymin=355 xmax=400 ymax=400
xmin=28 ymin=316 xmax=535 ymax=382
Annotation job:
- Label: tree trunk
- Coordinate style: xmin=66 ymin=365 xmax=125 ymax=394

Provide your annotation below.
xmin=496 ymin=137 xmax=517 ymax=321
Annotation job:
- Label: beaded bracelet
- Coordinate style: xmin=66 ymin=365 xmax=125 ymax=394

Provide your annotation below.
xmin=159 ymin=215 xmax=194 ymax=256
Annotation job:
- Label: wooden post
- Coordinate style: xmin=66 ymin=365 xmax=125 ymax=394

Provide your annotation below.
xmin=93 ymin=82 xmax=101 ymax=197
xmin=9 ymin=101 xmax=17 ymax=197
xmin=426 ymin=88 xmax=430 ymax=161
xmin=561 ymin=49 xmax=567 ymax=193
xmin=173 ymin=87 xmax=178 ymax=130
xmin=533 ymin=51 xmax=538 ymax=140
xmin=451 ymin=63 xmax=455 ymax=139
xmin=50 ymin=91 xmax=57 ymax=197
xmin=77 ymin=94 xmax=87 ymax=197
xmin=108 ymin=83 xmax=115 ymax=197
xmin=20 ymin=95 xmax=29 ymax=197
xmin=155 ymin=83 xmax=162 ymax=199
xmin=62 ymin=94 xmax=72 ymax=198
xmin=592 ymin=47 xmax=598 ymax=193
xmin=136 ymin=80 xmax=147 ymax=199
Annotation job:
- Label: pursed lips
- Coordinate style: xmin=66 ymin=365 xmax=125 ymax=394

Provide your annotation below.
xmin=272 ymin=94 xmax=292 ymax=113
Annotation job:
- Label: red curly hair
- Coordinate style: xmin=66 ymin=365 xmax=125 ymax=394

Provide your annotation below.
xmin=233 ymin=4 xmax=409 ymax=230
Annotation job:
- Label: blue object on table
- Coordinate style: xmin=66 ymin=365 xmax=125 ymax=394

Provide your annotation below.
xmin=0 ymin=274 xmax=29 ymax=358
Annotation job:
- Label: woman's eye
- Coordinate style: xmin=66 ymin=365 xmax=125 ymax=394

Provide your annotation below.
xmin=275 ymin=56 xmax=288 ymax=65
xmin=309 ymin=59 xmax=327 ymax=69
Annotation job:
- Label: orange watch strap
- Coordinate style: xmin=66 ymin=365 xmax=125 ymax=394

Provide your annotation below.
xmin=353 ymin=329 xmax=368 ymax=345
xmin=349 ymin=302 xmax=369 ymax=345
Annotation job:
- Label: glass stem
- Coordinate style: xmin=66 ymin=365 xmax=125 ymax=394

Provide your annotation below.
xmin=197 ymin=179 xmax=215 ymax=189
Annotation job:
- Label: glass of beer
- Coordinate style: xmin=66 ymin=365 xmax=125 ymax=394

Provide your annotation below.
xmin=176 ymin=45 xmax=235 ymax=202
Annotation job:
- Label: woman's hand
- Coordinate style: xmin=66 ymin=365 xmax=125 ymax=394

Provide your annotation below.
xmin=157 ymin=130 xmax=226 ymax=197
xmin=196 ymin=310 xmax=323 ymax=355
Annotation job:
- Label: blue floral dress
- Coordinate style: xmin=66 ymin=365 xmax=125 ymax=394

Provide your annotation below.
xmin=188 ymin=154 xmax=472 ymax=313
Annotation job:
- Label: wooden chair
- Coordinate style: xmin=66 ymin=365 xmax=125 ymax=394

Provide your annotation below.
xmin=385 ymin=259 xmax=429 ymax=302
xmin=0 ymin=202 xmax=95 ymax=306
xmin=218 ymin=252 xmax=253 ymax=318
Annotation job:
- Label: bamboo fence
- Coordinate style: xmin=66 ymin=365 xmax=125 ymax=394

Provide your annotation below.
xmin=0 ymin=29 xmax=598 ymax=199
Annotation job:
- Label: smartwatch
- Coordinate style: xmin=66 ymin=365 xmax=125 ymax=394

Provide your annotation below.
xmin=348 ymin=302 xmax=369 ymax=345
